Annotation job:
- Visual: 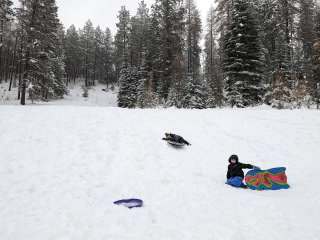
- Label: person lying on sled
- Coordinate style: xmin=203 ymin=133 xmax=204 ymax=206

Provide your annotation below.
xmin=163 ymin=133 xmax=191 ymax=146
xmin=226 ymin=154 xmax=260 ymax=188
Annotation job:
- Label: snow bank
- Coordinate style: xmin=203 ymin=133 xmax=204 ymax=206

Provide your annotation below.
xmin=0 ymin=106 xmax=319 ymax=240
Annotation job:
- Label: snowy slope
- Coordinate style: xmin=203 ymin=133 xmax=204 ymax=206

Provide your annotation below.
xmin=49 ymin=84 xmax=118 ymax=107
xmin=0 ymin=83 xmax=118 ymax=106
xmin=0 ymin=106 xmax=319 ymax=240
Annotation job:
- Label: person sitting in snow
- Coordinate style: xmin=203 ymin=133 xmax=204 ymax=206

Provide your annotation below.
xmin=226 ymin=155 xmax=259 ymax=188
xmin=163 ymin=133 xmax=191 ymax=146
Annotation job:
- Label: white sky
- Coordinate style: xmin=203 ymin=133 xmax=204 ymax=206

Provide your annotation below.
xmin=13 ymin=0 xmax=213 ymax=34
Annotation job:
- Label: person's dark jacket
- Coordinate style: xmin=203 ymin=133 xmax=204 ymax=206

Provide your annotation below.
xmin=165 ymin=134 xmax=191 ymax=146
xmin=227 ymin=162 xmax=253 ymax=179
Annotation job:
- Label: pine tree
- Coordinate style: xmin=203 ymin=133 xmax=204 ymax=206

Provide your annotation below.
xmin=128 ymin=1 xmax=150 ymax=67
xmin=64 ymin=25 xmax=81 ymax=84
xmin=136 ymin=61 xmax=159 ymax=108
xmin=313 ymin=41 xmax=320 ymax=108
xmin=156 ymin=0 xmax=186 ymax=103
xmin=253 ymin=0 xmax=298 ymax=107
xmin=224 ymin=0 xmax=265 ymax=107
xmin=81 ymin=20 xmax=95 ymax=87
xmin=185 ymin=0 xmax=201 ymax=81
xmin=255 ymin=0 xmax=278 ymax=87
xmin=0 ymin=0 xmax=14 ymax=83
xmin=102 ymin=28 xmax=114 ymax=87
xmin=17 ymin=0 xmax=38 ymax=104
xmin=181 ymin=0 xmax=205 ymax=109
xmin=17 ymin=0 xmax=66 ymax=104
xmin=114 ymin=6 xmax=130 ymax=78
xmin=271 ymin=70 xmax=293 ymax=109
xmin=316 ymin=6 xmax=320 ymax=40
xmin=215 ymin=0 xmax=234 ymax=29
xmin=0 ymin=0 xmax=13 ymax=22
xmin=204 ymin=6 xmax=223 ymax=107
xmin=214 ymin=0 xmax=234 ymax=74
xmin=130 ymin=1 xmax=160 ymax=108
xmin=118 ymin=67 xmax=139 ymax=108
xmin=182 ymin=75 xmax=207 ymax=109
xmin=50 ymin=24 xmax=67 ymax=98
xmin=298 ymin=0 xmax=316 ymax=98
xmin=269 ymin=0 xmax=298 ymax=108
xmin=92 ymin=26 xmax=105 ymax=84
xmin=145 ymin=3 xmax=162 ymax=94
xmin=313 ymin=7 xmax=320 ymax=108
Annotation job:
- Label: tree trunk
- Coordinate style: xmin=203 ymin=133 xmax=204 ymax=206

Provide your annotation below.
xmin=21 ymin=0 xmax=39 ymax=105
xmin=9 ymin=35 xmax=18 ymax=91
xmin=0 ymin=20 xmax=4 ymax=83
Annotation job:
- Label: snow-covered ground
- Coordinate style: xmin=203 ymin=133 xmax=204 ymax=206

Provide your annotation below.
xmin=0 ymin=83 xmax=118 ymax=107
xmin=0 ymin=83 xmax=19 ymax=105
xmin=51 ymin=84 xmax=118 ymax=107
xmin=0 ymin=105 xmax=320 ymax=240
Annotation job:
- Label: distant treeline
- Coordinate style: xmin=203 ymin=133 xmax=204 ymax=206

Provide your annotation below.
xmin=1 ymin=0 xmax=320 ymax=108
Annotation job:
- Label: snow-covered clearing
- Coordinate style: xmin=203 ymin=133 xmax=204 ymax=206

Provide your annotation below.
xmin=0 ymin=106 xmax=319 ymax=240
xmin=0 ymin=83 xmax=117 ymax=107
xmin=50 ymin=84 xmax=118 ymax=107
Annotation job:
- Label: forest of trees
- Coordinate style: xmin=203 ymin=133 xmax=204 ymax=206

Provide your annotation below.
xmin=0 ymin=0 xmax=320 ymax=108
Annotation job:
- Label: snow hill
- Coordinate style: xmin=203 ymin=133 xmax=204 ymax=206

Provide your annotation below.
xmin=0 ymin=105 xmax=319 ymax=240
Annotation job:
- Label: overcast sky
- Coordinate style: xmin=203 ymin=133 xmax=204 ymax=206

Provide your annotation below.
xmin=13 ymin=0 xmax=212 ymax=34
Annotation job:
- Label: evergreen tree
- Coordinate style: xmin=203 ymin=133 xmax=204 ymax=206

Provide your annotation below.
xmin=114 ymin=6 xmax=130 ymax=78
xmin=224 ymin=0 xmax=265 ymax=107
xmin=182 ymin=0 xmax=204 ymax=108
xmin=297 ymin=0 xmax=317 ymax=100
xmin=0 ymin=0 xmax=13 ymax=22
xmin=145 ymin=3 xmax=162 ymax=94
xmin=156 ymin=0 xmax=186 ymax=103
xmin=270 ymin=0 xmax=298 ymax=107
xmin=214 ymin=0 xmax=234 ymax=29
xmin=0 ymin=0 xmax=14 ymax=83
xmin=128 ymin=1 xmax=150 ymax=67
xmin=313 ymin=41 xmax=320 ymax=108
xmin=214 ymin=0 xmax=234 ymax=74
xmin=117 ymin=67 xmax=139 ymax=108
xmin=50 ymin=24 xmax=67 ymax=98
xmin=38 ymin=0 xmax=67 ymax=99
xmin=64 ymin=25 xmax=81 ymax=84
xmin=182 ymin=75 xmax=207 ymax=109
xmin=204 ymin=6 xmax=223 ymax=107
xmin=313 ymin=7 xmax=320 ymax=108
xmin=255 ymin=0 xmax=278 ymax=87
xmin=81 ymin=20 xmax=95 ymax=86
xmin=316 ymin=6 xmax=320 ymax=40
xmin=102 ymin=28 xmax=114 ymax=87
xmin=271 ymin=70 xmax=294 ymax=109
xmin=136 ymin=61 xmax=159 ymax=108
xmin=92 ymin=26 xmax=104 ymax=83
xmin=185 ymin=0 xmax=201 ymax=81
xmin=17 ymin=0 xmax=66 ymax=104
xmin=0 ymin=0 xmax=13 ymax=83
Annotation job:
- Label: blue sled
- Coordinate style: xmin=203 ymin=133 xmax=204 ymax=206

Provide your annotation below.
xmin=226 ymin=177 xmax=247 ymax=188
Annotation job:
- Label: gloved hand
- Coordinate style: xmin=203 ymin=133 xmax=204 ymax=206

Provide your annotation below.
xmin=252 ymin=166 xmax=261 ymax=170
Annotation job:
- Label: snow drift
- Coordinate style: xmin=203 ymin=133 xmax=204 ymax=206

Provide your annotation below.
xmin=0 ymin=106 xmax=319 ymax=240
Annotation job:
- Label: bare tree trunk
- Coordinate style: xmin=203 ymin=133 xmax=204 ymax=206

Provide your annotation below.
xmin=20 ymin=49 xmax=30 ymax=105
xmin=17 ymin=41 xmax=23 ymax=100
xmin=85 ymin=40 xmax=89 ymax=87
xmin=9 ymin=35 xmax=18 ymax=91
xmin=93 ymin=45 xmax=97 ymax=86
xmin=0 ymin=20 xmax=4 ymax=83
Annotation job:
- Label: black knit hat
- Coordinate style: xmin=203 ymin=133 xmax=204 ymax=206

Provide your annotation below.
xmin=229 ymin=155 xmax=239 ymax=163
